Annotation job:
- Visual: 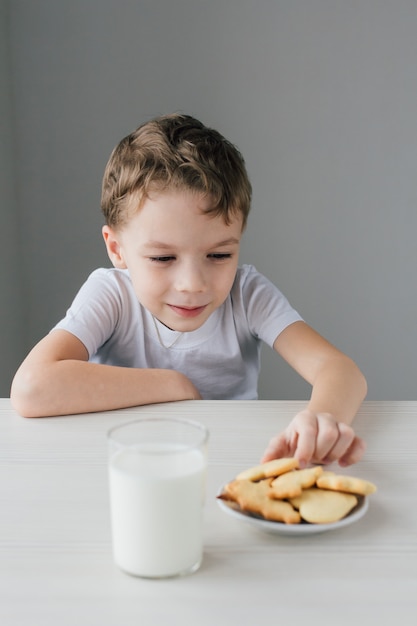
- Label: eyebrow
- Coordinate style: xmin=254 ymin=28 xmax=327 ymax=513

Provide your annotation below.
xmin=142 ymin=237 xmax=240 ymax=249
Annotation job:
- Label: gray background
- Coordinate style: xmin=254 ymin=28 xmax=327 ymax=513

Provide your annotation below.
xmin=1 ymin=0 xmax=416 ymax=400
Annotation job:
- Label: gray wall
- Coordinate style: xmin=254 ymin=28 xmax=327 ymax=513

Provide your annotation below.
xmin=0 ymin=0 xmax=25 ymax=394
xmin=2 ymin=0 xmax=417 ymax=399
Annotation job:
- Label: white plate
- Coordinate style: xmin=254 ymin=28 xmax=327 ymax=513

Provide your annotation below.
xmin=217 ymin=486 xmax=369 ymax=536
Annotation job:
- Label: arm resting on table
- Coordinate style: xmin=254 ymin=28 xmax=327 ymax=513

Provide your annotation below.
xmin=10 ymin=330 xmax=201 ymax=417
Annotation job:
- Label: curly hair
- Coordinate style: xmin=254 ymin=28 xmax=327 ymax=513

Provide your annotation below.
xmin=101 ymin=113 xmax=252 ymax=229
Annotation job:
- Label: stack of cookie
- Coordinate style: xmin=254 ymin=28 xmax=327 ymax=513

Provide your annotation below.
xmin=218 ymin=458 xmax=377 ymax=524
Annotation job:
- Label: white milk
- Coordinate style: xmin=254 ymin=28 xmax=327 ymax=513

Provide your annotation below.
xmin=109 ymin=443 xmax=206 ymax=578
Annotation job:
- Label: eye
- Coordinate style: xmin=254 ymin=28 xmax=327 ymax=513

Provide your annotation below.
xmin=207 ymin=253 xmax=232 ymax=260
xmin=149 ymin=256 xmax=176 ymax=263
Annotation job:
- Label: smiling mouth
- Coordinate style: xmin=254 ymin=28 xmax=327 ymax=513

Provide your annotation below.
xmin=168 ymin=304 xmax=207 ymax=318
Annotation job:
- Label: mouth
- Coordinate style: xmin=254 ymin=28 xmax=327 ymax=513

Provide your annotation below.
xmin=168 ymin=304 xmax=208 ymax=318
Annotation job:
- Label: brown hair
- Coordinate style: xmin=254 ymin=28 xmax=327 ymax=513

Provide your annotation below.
xmin=101 ymin=113 xmax=252 ymax=229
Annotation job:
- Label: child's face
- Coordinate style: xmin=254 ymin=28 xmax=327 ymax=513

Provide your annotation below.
xmin=103 ymin=189 xmax=243 ymax=332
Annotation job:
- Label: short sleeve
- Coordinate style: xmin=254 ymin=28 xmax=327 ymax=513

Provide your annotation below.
xmin=52 ymin=268 xmax=125 ymax=358
xmin=237 ymin=265 xmax=303 ymax=347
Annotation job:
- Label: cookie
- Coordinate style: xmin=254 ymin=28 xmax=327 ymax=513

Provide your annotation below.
xmin=316 ymin=471 xmax=377 ymax=496
xmin=269 ymin=466 xmax=324 ymax=499
xmin=290 ymin=487 xmax=358 ymax=524
xmin=219 ymin=480 xmax=237 ymax=501
xmin=222 ymin=478 xmax=301 ymax=524
xmin=236 ymin=457 xmax=299 ymax=481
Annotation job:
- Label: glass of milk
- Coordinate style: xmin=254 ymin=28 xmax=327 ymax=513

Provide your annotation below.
xmin=107 ymin=417 xmax=209 ymax=578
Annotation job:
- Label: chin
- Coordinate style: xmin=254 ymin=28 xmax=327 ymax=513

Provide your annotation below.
xmin=172 ymin=315 xmax=209 ymax=333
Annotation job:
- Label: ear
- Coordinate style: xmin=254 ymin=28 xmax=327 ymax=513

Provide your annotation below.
xmin=102 ymin=226 xmax=127 ymax=269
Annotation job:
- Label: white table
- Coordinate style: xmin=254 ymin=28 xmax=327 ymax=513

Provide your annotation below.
xmin=0 ymin=399 xmax=416 ymax=625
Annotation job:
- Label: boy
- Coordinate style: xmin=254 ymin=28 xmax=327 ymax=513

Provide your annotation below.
xmin=11 ymin=113 xmax=367 ymax=468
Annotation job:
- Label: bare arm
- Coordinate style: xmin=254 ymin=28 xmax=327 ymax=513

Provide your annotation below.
xmin=10 ymin=330 xmax=201 ymax=418
xmin=261 ymin=321 xmax=367 ymax=466
xmin=274 ymin=321 xmax=367 ymax=423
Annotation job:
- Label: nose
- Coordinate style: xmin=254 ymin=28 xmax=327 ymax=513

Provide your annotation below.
xmin=174 ymin=261 xmax=206 ymax=293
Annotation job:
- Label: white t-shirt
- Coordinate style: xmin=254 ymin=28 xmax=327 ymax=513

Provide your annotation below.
xmin=53 ymin=264 xmax=303 ymax=400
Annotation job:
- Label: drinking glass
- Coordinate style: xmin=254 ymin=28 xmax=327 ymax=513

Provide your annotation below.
xmin=108 ymin=417 xmax=209 ymax=578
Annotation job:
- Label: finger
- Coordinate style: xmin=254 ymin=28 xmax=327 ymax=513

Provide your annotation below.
xmin=308 ymin=414 xmax=342 ymax=464
xmin=321 ymin=422 xmax=356 ymax=464
xmin=338 ymin=436 xmax=367 ymax=467
xmin=260 ymin=432 xmax=292 ymax=463
xmin=292 ymin=420 xmax=318 ymax=468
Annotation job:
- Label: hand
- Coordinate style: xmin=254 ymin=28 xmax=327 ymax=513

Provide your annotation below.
xmin=260 ymin=409 xmax=366 ymax=468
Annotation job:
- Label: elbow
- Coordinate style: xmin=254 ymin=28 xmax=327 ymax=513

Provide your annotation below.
xmin=10 ymin=367 xmax=49 ymax=418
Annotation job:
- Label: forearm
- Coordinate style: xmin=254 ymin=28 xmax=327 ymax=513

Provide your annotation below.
xmin=306 ymin=356 xmax=367 ymax=424
xmin=11 ymin=360 xmax=200 ymax=418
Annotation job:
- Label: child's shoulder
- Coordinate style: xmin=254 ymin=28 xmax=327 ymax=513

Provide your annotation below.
xmin=80 ymin=267 xmax=134 ymax=299
xmin=235 ymin=264 xmax=259 ymax=282
xmin=232 ymin=264 xmax=270 ymax=303
xmin=234 ymin=264 xmax=272 ymax=290
xmin=85 ymin=267 xmax=130 ymax=284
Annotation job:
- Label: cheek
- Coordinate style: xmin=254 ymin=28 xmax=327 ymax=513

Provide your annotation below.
xmin=213 ymin=266 xmax=238 ymax=296
xmin=131 ymin=267 xmax=169 ymax=300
